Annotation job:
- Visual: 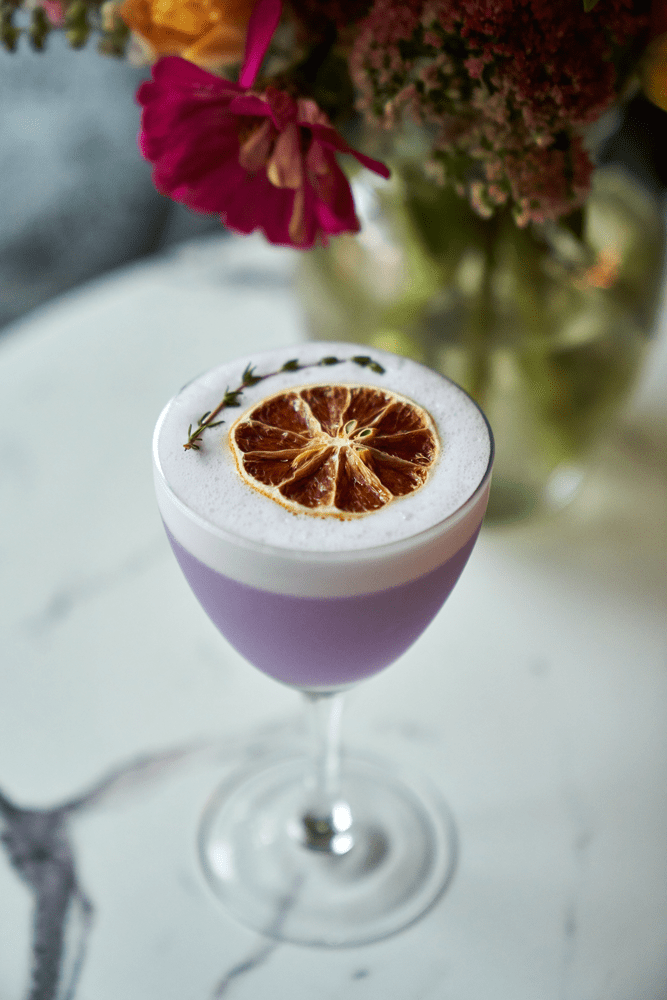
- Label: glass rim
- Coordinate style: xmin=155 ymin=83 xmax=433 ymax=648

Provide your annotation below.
xmin=153 ymin=391 xmax=495 ymax=566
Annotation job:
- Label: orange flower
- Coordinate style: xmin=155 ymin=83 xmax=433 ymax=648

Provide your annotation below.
xmin=575 ymin=249 xmax=622 ymax=291
xmin=119 ymin=0 xmax=256 ymax=69
xmin=642 ymin=32 xmax=667 ymax=112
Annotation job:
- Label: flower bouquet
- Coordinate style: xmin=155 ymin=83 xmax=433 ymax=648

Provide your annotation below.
xmin=3 ymin=0 xmax=665 ymax=245
xmin=3 ymin=0 xmax=666 ymax=518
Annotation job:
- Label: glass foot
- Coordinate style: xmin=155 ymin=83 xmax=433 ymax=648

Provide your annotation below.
xmin=198 ymin=752 xmax=458 ymax=947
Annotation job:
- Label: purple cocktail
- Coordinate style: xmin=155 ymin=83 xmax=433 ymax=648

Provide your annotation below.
xmin=164 ymin=513 xmax=483 ymax=689
xmin=153 ymin=341 xmax=493 ymax=946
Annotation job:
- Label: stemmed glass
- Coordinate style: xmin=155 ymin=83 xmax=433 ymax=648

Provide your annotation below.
xmin=153 ymin=342 xmax=493 ymax=946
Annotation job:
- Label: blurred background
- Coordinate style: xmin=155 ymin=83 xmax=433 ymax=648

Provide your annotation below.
xmin=0 ymin=35 xmax=223 ymax=334
xmin=2 ymin=37 xmax=667 ymax=339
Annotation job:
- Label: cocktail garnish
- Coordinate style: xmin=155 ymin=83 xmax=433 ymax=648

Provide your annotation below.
xmin=184 ymin=354 xmax=386 ymax=451
xmin=229 ymin=383 xmax=439 ymax=518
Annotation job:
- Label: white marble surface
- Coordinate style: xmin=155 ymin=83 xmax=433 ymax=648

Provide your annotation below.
xmin=0 ymin=234 xmax=665 ymax=1000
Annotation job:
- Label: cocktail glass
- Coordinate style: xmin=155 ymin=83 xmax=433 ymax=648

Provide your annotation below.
xmin=153 ymin=343 xmax=493 ymax=946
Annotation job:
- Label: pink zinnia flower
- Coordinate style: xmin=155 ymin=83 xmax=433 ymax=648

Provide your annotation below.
xmin=137 ymin=0 xmax=389 ymax=247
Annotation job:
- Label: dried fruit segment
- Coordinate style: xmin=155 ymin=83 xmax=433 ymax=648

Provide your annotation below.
xmin=229 ymin=384 xmax=439 ymax=518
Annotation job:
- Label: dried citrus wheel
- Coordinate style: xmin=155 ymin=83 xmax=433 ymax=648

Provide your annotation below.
xmin=229 ymin=384 xmax=440 ymax=518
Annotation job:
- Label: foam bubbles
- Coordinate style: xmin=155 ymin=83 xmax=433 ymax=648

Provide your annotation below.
xmin=154 ymin=343 xmax=492 ymax=556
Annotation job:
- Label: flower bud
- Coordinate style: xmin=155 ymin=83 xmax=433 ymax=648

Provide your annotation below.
xmin=1 ymin=4 xmax=21 ymax=51
xmin=29 ymin=7 xmax=51 ymax=50
xmin=64 ymin=0 xmax=90 ymax=48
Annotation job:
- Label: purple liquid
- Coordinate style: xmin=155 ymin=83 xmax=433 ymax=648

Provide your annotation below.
xmin=165 ymin=525 xmax=480 ymax=688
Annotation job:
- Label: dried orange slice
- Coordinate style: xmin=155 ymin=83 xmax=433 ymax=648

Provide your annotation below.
xmin=229 ymin=384 xmax=439 ymax=518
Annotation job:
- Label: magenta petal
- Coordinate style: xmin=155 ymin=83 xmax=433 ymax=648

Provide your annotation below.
xmin=309 ymin=160 xmax=360 ymax=235
xmin=308 ymin=124 xmax=391 ymax=179
xmin=141 ymin=98 xmax=236 ymax=164
xmin=228 ymin=93 xmax=272 ymax=117
xmin=347 ymin=148 xmax=391 ymax=179
xmin=138 ymin=58 xmax=241 ymax=164
xmin=263 ymin=195 xmax=302 ymax=244
xmin=316 ymin=197 xmax=360 ymax=237
xmin=230 ymin=182 xmax=289 ymax=237
xmin=154 ymin=128 xmax=238 ymax=194
xmin=175 ymin=163 xmax=245 ymax=214
xmin=149 ymin=56 xmax=236 ymax=97
xmin=238 ymin=0 xmax=283 ymax=89
xmin=263 ymin=86 xmax=298 ymax=130
xmin=137 ymin=52 xmax=369 ymax=248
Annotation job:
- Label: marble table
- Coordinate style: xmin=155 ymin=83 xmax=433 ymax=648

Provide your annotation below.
xmin=1 ymin=234 xmax=665 ymax=1000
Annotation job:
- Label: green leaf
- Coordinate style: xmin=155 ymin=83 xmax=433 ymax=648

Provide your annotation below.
xmin=583 ymin=0 xmax=600 ymax=11
xmin=241 ymin=364 xmax=262 ymax=386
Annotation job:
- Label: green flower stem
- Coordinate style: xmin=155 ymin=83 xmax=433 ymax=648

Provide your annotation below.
xmin=462 ymin=214 xmax=497 ymax=405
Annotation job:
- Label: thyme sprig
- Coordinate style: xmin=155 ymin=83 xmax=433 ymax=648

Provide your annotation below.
xmin=184 ymin=353 xmax=386 ymax=450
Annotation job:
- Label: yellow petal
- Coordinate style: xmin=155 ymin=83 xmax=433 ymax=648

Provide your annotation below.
xmin=642 ymin=33 xmax=667 ymax=112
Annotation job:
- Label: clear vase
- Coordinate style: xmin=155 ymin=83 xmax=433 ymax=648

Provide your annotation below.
xmin=297 ymin=160 xmax=665 ymax=522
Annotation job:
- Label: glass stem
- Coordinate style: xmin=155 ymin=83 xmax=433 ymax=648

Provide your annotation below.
xmin=300 ymin=691 xmax=354 ymax=854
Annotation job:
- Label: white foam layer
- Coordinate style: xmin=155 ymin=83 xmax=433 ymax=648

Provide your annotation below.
xmin=153 ymin=342 xmax=493 ymax=596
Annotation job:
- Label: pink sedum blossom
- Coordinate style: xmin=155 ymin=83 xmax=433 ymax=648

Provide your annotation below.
xmin=41 ymin=0 xmax=66 ymax=25
xmin=137 ymin=0 xmax=389 ymax=248
xmin=351 ymin=0 xmax=647 ymax=224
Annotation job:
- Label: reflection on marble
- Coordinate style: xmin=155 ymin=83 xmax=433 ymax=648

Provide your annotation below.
xmin=211 ymin=940 xmax=277 ymax=999
xmin=1 ymin=725 xmax=310 ymax=1000
xmin=0 ymin=787 xmax=92 ymax=1000
xmin=1 ymin=745 xmax=200 ymax=999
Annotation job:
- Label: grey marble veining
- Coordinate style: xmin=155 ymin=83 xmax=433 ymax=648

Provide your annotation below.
xmin=211 ymin=936 xmax=279 ymax=998
xmin=1 ymin=730 xmax=306 ymax=999
xmin=0 ymin=794 xmax=93 ymax=1000
xmin=1 ymin=746 xmax=199 ymax=999
xmin=23 ymin=540 xmax=165 ymax=639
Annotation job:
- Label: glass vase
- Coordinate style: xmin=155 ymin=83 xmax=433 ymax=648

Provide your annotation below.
xmin=297 ymin=160 xmax=665 ymax=522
